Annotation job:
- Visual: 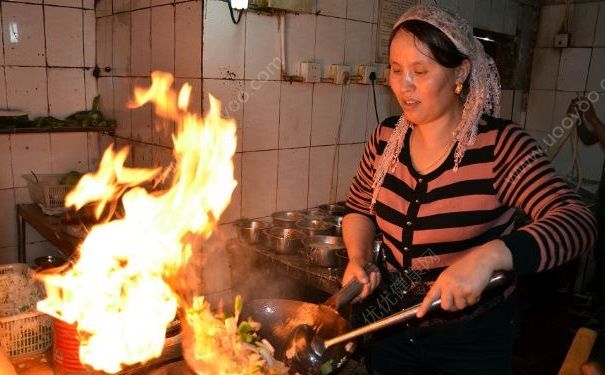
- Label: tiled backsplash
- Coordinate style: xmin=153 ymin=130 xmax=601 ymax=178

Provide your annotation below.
xmin=0 ymin=0 xmax=99 ymax=264
xmin=95 ymin=0 xmax=403 ymax=228
xmin=527 ymin=1 xmax=605 ymax=188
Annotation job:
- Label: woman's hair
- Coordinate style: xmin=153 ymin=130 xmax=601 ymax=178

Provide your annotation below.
xmin=390 ymin=19 xmax=468 ymax=69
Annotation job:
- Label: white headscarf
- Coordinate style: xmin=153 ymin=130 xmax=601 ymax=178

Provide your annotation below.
xmin=370 ymin=4 xmax=501 ymax=212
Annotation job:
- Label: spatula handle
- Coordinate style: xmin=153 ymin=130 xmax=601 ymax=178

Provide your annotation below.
xmin=324 ymin=263 xmax=379 ymax=310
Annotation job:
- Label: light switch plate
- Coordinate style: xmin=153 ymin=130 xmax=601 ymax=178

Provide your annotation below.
xmin=300 ymin=62 xmax=321 ymax=83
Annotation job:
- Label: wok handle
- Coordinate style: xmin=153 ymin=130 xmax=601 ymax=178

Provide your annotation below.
xmin=324 ymin=263 xmax=379 ymax=310
xmin=324 ymin=272 xmax=508 ymax=349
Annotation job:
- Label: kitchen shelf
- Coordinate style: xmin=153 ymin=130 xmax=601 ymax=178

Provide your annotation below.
xmin=0 ymin=126 xmax=115 ymax=134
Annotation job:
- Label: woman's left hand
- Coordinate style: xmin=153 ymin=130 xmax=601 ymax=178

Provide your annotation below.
xmin=416 ymin=240 xmax=513 ymax=318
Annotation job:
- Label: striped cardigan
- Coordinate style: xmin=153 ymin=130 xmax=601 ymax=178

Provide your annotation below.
xmin=346 ymin=115 xmax=597 ymax=280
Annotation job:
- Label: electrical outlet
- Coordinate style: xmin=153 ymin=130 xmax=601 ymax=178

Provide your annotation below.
xmin=329 ymin=64 xmax=351 ymax=84
xmin=382 ymin=67 xmax=390 ymax=86
xmin=554 ymin=33 xmax=569 ymax=48
xmin=358 ymin=65 xmax=377 ymax=85
xmin=300 ymin=62 xmax=321 ymax=83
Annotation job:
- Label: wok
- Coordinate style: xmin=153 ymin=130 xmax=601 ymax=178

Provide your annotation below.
xmin=244 ymin=264 xmax=379 ymax=374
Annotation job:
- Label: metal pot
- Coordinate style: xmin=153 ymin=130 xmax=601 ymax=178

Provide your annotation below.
xmin=303 ymin=235 xmax=345 ymax=268
xmin=264 ymin=227 xmax=306 ymax=254
xmin=295 ymin=218 xmax=333 ymax=237
xmin=318 ymin=203 xmax=345 ymax=217
xmin=234 ymin=218 xmax=272 ymax=245
xmin=272 ymin=211 xmax=305 ymax=228
xmin=323 ymin=215 xmax=343 ymax=236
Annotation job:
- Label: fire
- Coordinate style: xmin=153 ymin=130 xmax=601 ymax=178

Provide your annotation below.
xmin=37 ymin=71 xmax=237 ymax=373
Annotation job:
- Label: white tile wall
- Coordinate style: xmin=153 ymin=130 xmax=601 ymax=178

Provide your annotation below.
xmin=175 ymin=77 xmax=202 ymax=114
xmin=97 ymin=15 xmax=113 ymax=72
xmin=242 ymin=80 xmax=280 ymax=151
xmin=276 ymin=148 xmax=309 ymax=211
xmin=457 ymin=0 xmax=475 ymax=27
xmin=5 ymin=66 xmax=48 ymax=117
xmin=151 ymin=5 xmax=175 ymax=74
xmin=202 ymin=79 xmax=245 ymax=152
xmin=336 ymin=143 xmax=364 ymax=201
xmin=50 ymin=133 xmax=89 ymax=173
xmin=45 ymin=5 xmax=84 ymax=67
xmin=131 ymin=142 xmax=153 ymax=168
xmin=1 ymin=2 xmax=45 ymax=66
xmin=311 ymin=83 xmax=343 ymax=146
xmin=131 ymin=78 xmax=153 ymax=142
xmin=308 ymin=145 xmax=337 ymax=207
xmin=0 ymin=68 xmax=7 ymax=109
xmin=96 ymin=0 xmax=112 ymax=17
xmin=530 ymin=48 xmax=560 ymax=90
xmin=284 ymin=13 xmax=316 ymax=77
xmin=595 ymin=2 xmax=605 ymax=47
xmin=175 ymin=2 xmax=202 ymax=78
xmin=315 ymin=16 xmax=346 ymax=76
xmin=83 ymin=10 xmax=96 ymax=67
xmin=132 ymin=0 xmax=151 ymax=11
xmin=570 ymin=2 xmax=599 ymax=48
xmin=113 ymin=77 xmax=132 ymax=138
xmin=557 ymin=48 xmax=591 ymax=92
xmin=203 ymin=0 xmax=245 ymax=80
xmin=241 ymin=150 xmax=278 ymax=218
xmin=346 ymin=0 xmax=375 ymax=23
xmin=0 ymin=189 xmax=16 ymax=248
xmin=245 ymin=12 xmax=281 ymax=81
xmin=525 ymin=90 xmax=555 ymax=132
xmin=113 ymin=13 xmax=131 ymax=76
xmin=10 ymin=134 xmax=52 ymax=188
xmin=500 ymin=89 xmax=514 ymax=120
xmin=131 ymin=8 xmax=151 ymax=77
xmin=366 ymin=84 xmax=393 ymax=139
xmin=220 ymin=153 xmax=241 ymax=223
xmin=45 ymin=0 xmax=81 ymax=7
xmin=344 ymin=20 xmax=372 ymax=68
xmin=587 ymin=48 xmax=605 ymax=93
xmin=340 ymin=84 xmax=368 ymax=144
xmin=0 ymin=136 xmax=13 ymax=189
xmin=316 ymin=0 xmax=346 ymax=18
xmin=48 ymin=68 xmax=86 ymax=118
xmin=536 ymin=5 xmax=565 ymax=48
xmin=279 ymin=82 xmax=312 ymax=148
xmin=551 ymin=91 xmax=577 ymax=132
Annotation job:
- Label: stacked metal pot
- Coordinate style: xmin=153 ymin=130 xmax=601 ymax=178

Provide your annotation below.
xmin=234 ymin=202 xmax=349 ymax=269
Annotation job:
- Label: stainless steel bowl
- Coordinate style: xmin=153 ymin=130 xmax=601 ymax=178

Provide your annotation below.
xmin=295 ymin=218 xmax=334 ymax=237
xmin=235 ymin=218 xmax=272 ymax=245
xmin=264 ymin=227 xmax=306 ymax=254
xmin=303 ymin=235 xmax=346 ymax=268
xmin=272 ymin=210 xmax=305 ymax=228
xmin=323 ymin=215 xmax=343 ymax=236
xmin=318 ymin=203 xmax=345 ymax=217
xmin=34 ymin=255 xmax=67 ymax=270
xmin=301 ymin=208 xmax=327 ymax=220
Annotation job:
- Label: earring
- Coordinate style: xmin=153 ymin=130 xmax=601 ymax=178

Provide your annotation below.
xmin=454 ymin=83 xmax=463 ymax=95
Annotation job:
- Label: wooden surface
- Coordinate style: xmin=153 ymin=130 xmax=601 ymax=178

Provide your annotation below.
xmin=17 ymin=204 xmax=81 ymax=262
xmin=559 ymin=327 xmax=598 ymax=375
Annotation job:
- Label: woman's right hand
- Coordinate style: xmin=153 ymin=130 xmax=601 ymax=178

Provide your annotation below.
xmin=342 ymin=260 xmax=381 ymax=303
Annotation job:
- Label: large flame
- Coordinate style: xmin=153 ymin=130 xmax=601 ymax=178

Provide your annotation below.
xmin=37 ymin=71 xmax=237 ymax=373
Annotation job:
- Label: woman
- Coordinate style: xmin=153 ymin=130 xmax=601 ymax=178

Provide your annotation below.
xmin=342 ymin=5 xmax=597 ymax=375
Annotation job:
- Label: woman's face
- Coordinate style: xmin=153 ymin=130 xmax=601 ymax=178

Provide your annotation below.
xmin=389 ymin=30 xmax=467 ymax=127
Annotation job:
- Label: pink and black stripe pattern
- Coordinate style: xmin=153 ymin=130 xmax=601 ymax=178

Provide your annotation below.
xmin=346 ymin=115 xmax=597 ymax=279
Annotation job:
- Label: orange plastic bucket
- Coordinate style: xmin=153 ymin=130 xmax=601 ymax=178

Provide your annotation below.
xmin=52 ymin=318 xmax=87 ymax=373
